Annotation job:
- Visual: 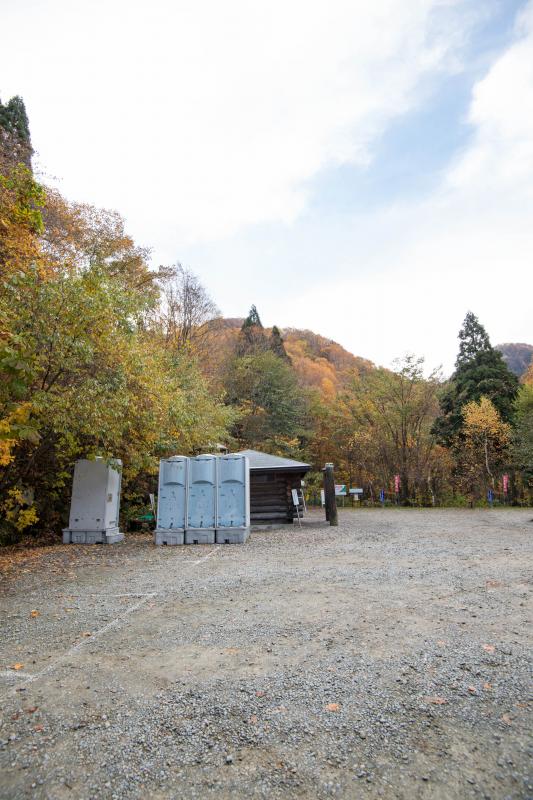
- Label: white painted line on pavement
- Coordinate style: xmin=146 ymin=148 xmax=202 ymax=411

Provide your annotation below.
xmin=1 ymin=546 xmax=220 ymax=700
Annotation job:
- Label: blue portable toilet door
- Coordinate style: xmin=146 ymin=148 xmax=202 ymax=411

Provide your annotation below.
xmin=218 ymin=483 xmax=245 ymax=528
xmin=157 ymin=457 xmax=187 ymax=530
xmin=187 ymin=456 xmax=216 ymax=529
xmin=188 ymin=485 xmax=216 ymax=528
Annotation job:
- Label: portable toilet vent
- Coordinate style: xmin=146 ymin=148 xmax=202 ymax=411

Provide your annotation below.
xmin=215 ymin=454 xmax=250 ymax=543
xmin=154 ymin=456 xmax=187 ymax=545
xmin=185 ymin=455 xmax=216 ymax=544
xmin=63 ymin=458 xmax=124 ymax=544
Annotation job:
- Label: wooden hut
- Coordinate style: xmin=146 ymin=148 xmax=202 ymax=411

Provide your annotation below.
xmin=236 ymin=449 xmax=311 ymax=526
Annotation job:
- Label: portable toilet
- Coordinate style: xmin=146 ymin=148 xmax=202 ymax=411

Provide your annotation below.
xmin=154 ymin=456 xmax=188 ymax=545
xmin=185 ymin=455 xmax=216 ymax=544
xmin=63 ymin=458 xmax=124 ymax=544
xmin=216 ymin=454 xmax=250 ymax=543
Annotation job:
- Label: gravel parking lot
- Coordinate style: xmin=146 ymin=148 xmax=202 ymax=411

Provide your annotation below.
xmin=0 ymin=509 xmax=531 ymax=800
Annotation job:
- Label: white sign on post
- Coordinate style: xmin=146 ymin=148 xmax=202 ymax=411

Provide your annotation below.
xmin=320 ymin=489 xmax=325 ymax=506
xmin=291 ymin=488 xmax=302 ymax=527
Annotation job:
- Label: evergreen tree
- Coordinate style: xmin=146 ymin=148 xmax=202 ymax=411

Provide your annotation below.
xmin=237 ymin=305 xmax=268 ymax=355
xmin=242 ymin=305 xmax=262 ymax=328
xmin=434 ymin=312 xmax=518 ymax=446
xmin=456 ymin=311 xmax=491 ymax=366
xmin=269 ymin=325 xmax=290 ymax=362
xmin=225 ymin=350 xmax=307 ymax=454
xmin=0 ymin=96 xmax=33 ymax=170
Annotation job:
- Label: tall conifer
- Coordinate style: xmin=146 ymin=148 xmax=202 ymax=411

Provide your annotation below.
xmin=434 ymin=312 xmax=518 ymax=445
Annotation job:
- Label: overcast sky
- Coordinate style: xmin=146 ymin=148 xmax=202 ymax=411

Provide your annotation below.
xmin=2 ymin=0 xmax=532 ymax=373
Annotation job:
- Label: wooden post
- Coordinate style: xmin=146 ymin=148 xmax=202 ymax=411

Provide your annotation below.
xmin=323 ymin=463 xmax=338 ymax=527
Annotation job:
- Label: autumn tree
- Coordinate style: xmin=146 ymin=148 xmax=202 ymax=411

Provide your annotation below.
xmin=0 ymin=164 xmax=47 ymax=486
xmin=455 ymin=397 xmax=511 ymax=502
xmin=343 ymin=355 xmax=442 ymax=503
xmin=155 ymin=263 xmax=219 ymax=353
xmin=1 ymin=131 xmax=232 ymax=538
xmin=41 ymin=190 xmax=168 ymax=295
xmin=434 ymin=312 xmax=518 ymax=446
xmin=0 ymin=165 xmax=46 ymax=278
xmin=522 ymin=360 xmax=533 ymax=387
xmin=513 ymin=383 xmax=533 ymax=486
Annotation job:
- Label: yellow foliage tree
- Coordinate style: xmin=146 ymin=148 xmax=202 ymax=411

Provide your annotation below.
xmin=458 ymin=397 xmax=510 ymax=501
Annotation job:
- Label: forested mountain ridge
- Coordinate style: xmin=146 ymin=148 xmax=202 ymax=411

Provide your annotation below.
xmin=202 ymin=318 xmax=375 ymax=397
xmin=496 ymin=343 xmax=533 ymax=377
xmin=283 ymin=328 xmax=375 ymax=394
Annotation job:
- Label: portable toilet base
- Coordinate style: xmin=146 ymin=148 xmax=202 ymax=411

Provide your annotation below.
xmin=215 ymin=527 xmax=250 ymax=544
xmin=185 ymin=529 xmax=215 ymax=545
xmin=154 ymin=528 xmax=184 ymax=546
xmin=63 ymin=526 xmax=124 ymax=545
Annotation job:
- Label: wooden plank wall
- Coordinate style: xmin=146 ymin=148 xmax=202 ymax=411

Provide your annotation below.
xmin=250 ymin=471 xmax=305 ymax=525
xmin=250 ymin=473 xmax=291 ymax=524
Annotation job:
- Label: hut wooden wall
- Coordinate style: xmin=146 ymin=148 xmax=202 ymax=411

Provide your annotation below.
xmin=249 ymin=471 xmax=306 ymax=525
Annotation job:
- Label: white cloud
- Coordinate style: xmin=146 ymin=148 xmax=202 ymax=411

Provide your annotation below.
xmin=447 ymin=0 xmax=533 ymax=192
xmin=2 ymin=0 xmax=470 ymax=243
xmin=272 ymin=2 xmax=533 ymax=373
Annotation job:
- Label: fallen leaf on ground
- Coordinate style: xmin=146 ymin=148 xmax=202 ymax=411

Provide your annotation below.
xmin=10 ymin=663 xmax=24 ymax=671
xmin=224 ymin=647 xmax=239 ymax=655
xmin=325 ymin=703 xmax=340 ymax=712
xmin=33 ymin=724 xmax=44 ymax=732
xmin=249 ymin=715 xmax=258 ymax=724
xmin=26 ymin=706 xmax=38 ymax=713
xmin=436 ymin=640 xmax=446 ymax=646
xmin=30 ymin=610 xmax=40 ymax=618
xmin=468 ymin=686 xmax=477 ymax=694
xmin=486 ymin=580 xmax=503 ymax=589
xmin=11 ymin=712 xmax=20 ymax=720
xmin=424 ymin=696 xmax=448 ymax=705
xmin=81 ymin=632 xmax=92 ymax=637
xmin=501 ymin=714 xmax=512 ymax=725
xmin=483 ymin=683 xmax=493 ymax=690
xmin=255 ymin=690 xmax=265 ymax=697
xmin=482 ymin=644 xmax=495 ymax=653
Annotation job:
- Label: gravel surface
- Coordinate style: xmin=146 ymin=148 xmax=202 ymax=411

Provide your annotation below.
xmin=0 ymin=509 xmax=531 ymax=799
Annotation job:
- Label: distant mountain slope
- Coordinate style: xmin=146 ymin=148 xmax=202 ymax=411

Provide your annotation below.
xmin=496 ymin=343 xmax=533 ymax=377
xmin=202 ymin=318 xmax=374 ymax=396
xmin=282 ymin=328 xmax=374 ymax=396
